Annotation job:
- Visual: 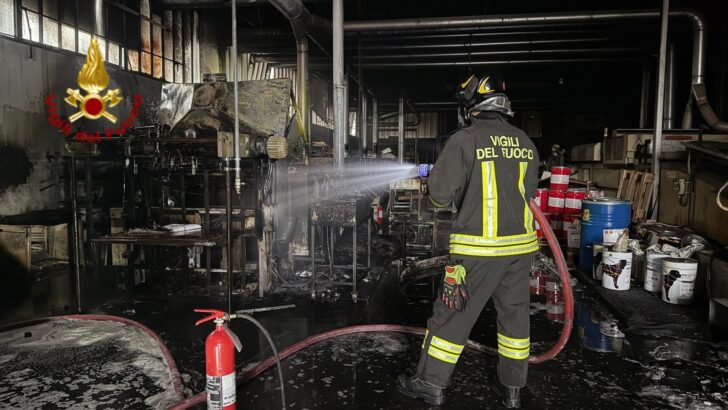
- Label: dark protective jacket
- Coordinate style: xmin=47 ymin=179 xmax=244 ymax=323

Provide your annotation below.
xmin=428 ymin=113 xmax=540 ymax=258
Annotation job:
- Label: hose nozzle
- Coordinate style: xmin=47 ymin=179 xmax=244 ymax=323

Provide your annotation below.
xmin=418 ymin=163 xmax=434 ymax=178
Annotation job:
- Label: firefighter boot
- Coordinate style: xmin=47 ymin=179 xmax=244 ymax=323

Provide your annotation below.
xmin=397 ymin=375 xmax=446 ymax=406
xmin=502 ymin=385 xmax=521 ymax=408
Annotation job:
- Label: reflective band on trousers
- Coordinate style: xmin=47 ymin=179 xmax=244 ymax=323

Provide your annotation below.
xmin=497 ymin=333 xmax=530 ymax=360
xmin=498 ymin=344 xmax=530 ymax=360
xmin=421 ymin=329 xmax=429 ymax=349
xmin=497 ymin=333 xmax=530 ymax=348
xmin=428 ymin=345 xmax=460 ymax=364
xmin=450 ymin=241 xmax=539 ymax=257
xmin=431 ymin=336 xmax=464 ymax=355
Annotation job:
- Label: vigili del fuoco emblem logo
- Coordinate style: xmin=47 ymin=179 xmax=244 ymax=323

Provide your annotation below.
xmin=64 ymin=36 xmax=122 ymax=123
xmin=45 ymin=35 xmax=143 ymax=143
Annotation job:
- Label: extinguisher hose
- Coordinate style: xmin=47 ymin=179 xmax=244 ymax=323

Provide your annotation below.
xmin=169 ymin=200 xmax=573 ymax=410
xmin=229 ymin=313 xmax=287 ymax=410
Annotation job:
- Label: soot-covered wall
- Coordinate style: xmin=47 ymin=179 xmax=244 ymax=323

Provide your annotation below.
xmin=0 ymin=36 xmax=163 ymax=216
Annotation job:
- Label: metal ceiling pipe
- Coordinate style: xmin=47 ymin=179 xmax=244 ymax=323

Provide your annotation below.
xmin=356 ymin=37 xmax=608 ymax=51
xmin=239 ymin=34 xmax=607 ymax=50
xmin=350 ymin=57 xmax=638 ymax=69
xmin=343 ymin=9 xmax=703 ymax=81
xmin=333 ymin=0 xmax=345 ymax=170
xmin=356 ymin=47 xmax=641 ymax=60
xmin=344 ymin=9 xmax=719 ymax=129
xmin=268 ymin=58 xmax=634 ymax=70
xmin=252 ymin=46 xmax=635 ymax=64
xmin=344 ymin=10 xmax=660 ymax=32
xmin=356 ymin=28 xmax=614 ymax=42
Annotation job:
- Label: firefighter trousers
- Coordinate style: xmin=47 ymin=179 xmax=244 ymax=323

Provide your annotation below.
xmin=416 ymin=254 xmax=532 ymax=388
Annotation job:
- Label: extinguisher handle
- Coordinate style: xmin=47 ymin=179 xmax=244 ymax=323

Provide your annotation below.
xmin=194 ymin=308 xmax=226 ymax=326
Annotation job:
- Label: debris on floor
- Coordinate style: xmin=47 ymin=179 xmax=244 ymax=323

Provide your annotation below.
xmin=0 ymin=318 xmax=184 ymax=409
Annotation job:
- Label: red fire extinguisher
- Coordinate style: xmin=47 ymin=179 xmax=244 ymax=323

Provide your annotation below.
xmin=195 ymin=309 xmax=243 ymax=410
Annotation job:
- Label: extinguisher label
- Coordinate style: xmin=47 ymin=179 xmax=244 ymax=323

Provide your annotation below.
xmin=206 ymin=371 xmax=236 ymax=409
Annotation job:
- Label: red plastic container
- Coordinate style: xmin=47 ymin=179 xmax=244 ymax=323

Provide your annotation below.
xmin=534 ymin=188 xmax=549 ymax=212
xmin=547 ymin=302 xmax=565 ymax=322
xmin=547 ymin=189 xmax=566 ymax=213
xmin=550 ymin=166 xmax=570 ymax=191
xmin=564 ymin=188 xmax=586 ymax=214
xmin=545 ymin=281 xmax=562 ymax=304
xmin=530 ymin=269 xmax=547 ymax=295
xmin=562 ymin=214 xmax=577 ymax=231
xmin=546 ymin=213 xmax=565 ymax=239
xmin=535 ymin=219 xmax=543 ymax=238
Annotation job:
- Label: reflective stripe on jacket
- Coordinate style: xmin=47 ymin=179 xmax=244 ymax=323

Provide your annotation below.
xmin=428 ymin=113 xmax=540 ymax=257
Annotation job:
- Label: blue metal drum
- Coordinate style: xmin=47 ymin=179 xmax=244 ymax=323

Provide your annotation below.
xmin=577 ymin=299 xmax=624 ymax=353
xmin=578 ymin=198 xmax=631 ymax=273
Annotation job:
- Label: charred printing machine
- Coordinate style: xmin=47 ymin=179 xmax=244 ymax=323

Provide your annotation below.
xmin=92 ymin=79 xmax=292 ymax=304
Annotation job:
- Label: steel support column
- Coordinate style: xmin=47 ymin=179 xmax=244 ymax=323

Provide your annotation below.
xmin=333 ymin=0 xmax=346 ymax=170
xmin=652 ymin=0 xmax=670 ymax=218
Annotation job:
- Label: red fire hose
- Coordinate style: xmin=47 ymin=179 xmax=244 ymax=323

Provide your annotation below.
xmin=526 ymin=198 xmax=574 ymax=364
xmin=168 ymin=199 xmax=573 ymax=409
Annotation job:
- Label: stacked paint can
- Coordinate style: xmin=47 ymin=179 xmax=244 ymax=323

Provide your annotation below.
xmin=534 ymin=188 xmax=549 ymax=212
xmin=545 ymin=281 xmax=564 ymax=322
xmin=543 ymin=166 xmax=572 ymax=240
xmin=550 ymin=166 xmax=570 ymax=190
xmin=534 ymin=188 xmax=549 ymax=239
xmin=530 ymin=269 xmax=547 ymax=295
xmin=578 ymin=198 xmax=632 ymax=273
xmin=564 ymin=189 xmax=586 ymax=214
xmin=547 ymin=189 xmax=566 ymax=213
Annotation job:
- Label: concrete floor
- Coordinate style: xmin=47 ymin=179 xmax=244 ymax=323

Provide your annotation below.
xmin=84 ymin=259 xmax=728 ymax=410
xmin=3 ymin=232 xmax=727 ymax=409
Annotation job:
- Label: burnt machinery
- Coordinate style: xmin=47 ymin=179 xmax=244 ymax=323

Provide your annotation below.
xmin=388 ymin=177 xmax=452 ymax=258
xmin=93 ymin=79 xmax=296 ymax=303
xmin=310 ymin=194 xmax=372 ymax=302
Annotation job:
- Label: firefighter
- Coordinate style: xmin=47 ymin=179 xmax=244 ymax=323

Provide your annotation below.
xmin=397 ymin=74 xmax=540 ymax=408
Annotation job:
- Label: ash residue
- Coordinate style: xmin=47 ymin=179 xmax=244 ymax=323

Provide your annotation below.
xmin=0 ymin=318 xmax=182 ymax=409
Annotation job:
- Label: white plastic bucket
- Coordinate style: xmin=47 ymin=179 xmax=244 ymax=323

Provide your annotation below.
xmin=601 ymin=250 xmax=632 ymax=290
xmin=661 ymin=258 xmax=698 ymax=305
xmin=592 ymin=243 xmax=605 ymax=280
xmin=644 ymin=251 xmax=670 ymax=292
